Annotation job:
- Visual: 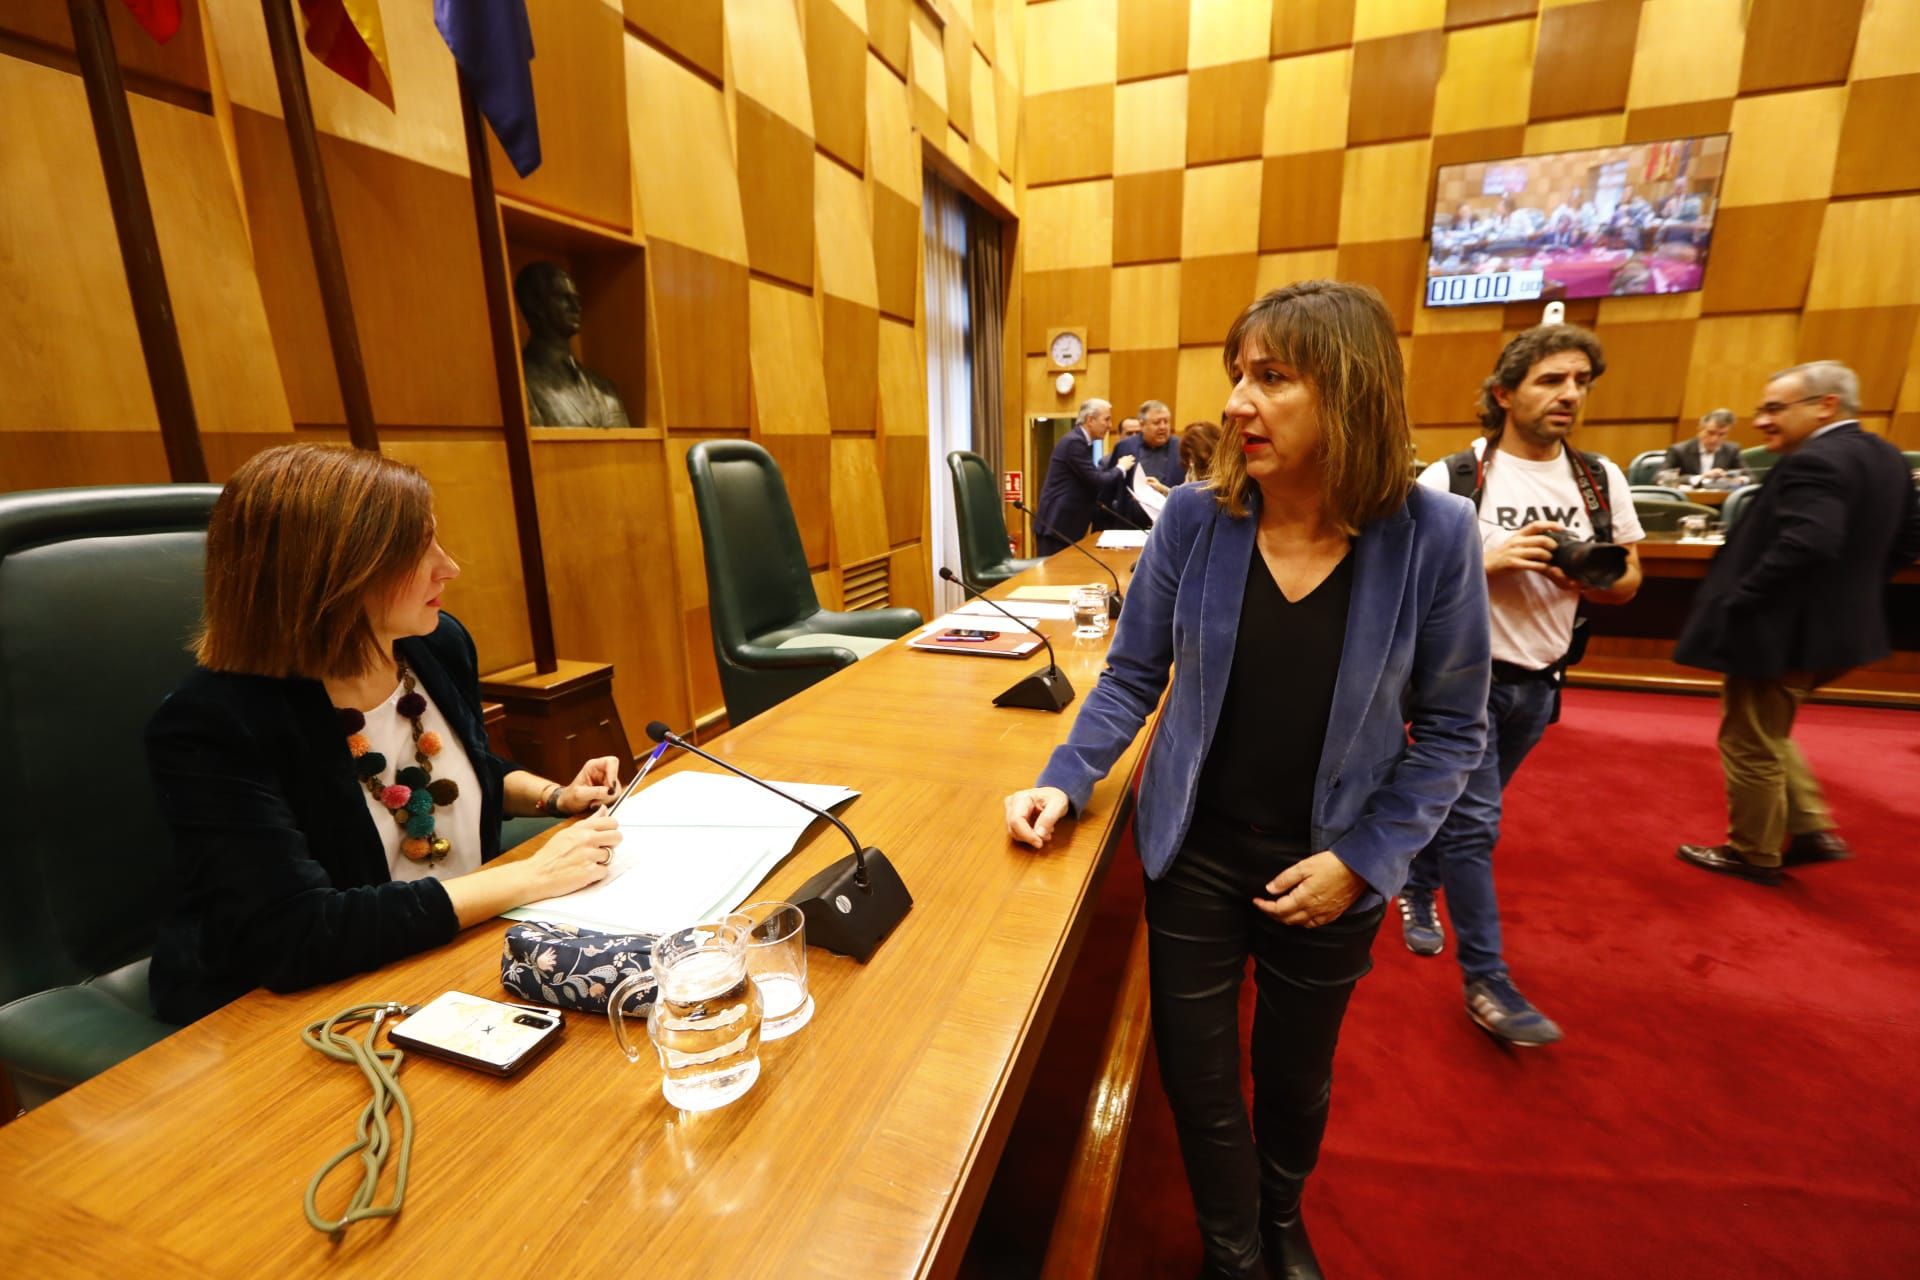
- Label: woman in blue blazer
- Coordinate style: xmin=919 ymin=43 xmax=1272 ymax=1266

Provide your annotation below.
xmin=1006 ymin=283 xmax=1490 ymax=1280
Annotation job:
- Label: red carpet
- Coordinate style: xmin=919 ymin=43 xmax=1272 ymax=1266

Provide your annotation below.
xmin=1076 ymin=689 xmax=1920 ymax=1277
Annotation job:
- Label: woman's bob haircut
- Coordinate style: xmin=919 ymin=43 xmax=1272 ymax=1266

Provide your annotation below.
xmin=195 ymin=443 xmax=436 ymax=681
xmin=1207 ymin=280 xmax=1413 ymax=533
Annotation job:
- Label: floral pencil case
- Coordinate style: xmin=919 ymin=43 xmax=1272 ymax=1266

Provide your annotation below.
xmin=501 ymin=922 xmax=656 ymax=1016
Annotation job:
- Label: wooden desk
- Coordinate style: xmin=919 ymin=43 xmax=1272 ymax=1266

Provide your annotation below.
xmin=1572 ymin=535 xmax=1920 ymax=707
xmin=0 ymin=545 xmax=1147 ymax=1279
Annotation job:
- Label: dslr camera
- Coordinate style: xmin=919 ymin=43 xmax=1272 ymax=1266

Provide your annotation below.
xmin=1543 ymin=529 xmax=1628 ymax=589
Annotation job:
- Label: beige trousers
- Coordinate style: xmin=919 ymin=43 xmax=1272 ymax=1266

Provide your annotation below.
xmin=1719 ymin=673 xmax=1837 ymax=865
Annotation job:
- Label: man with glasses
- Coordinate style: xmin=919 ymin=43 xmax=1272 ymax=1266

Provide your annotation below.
xmin=1676 ymin=361 xmax=1920 ymax=881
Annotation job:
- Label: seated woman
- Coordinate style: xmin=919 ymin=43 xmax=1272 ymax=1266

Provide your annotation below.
xmin=1004 ymin=282 xmax=1489 ymax=1280
xmin=147 ymin=444 xmax=624 ymax=1024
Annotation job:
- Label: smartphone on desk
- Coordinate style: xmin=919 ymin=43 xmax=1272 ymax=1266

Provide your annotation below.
xmin=388 ymin=992 xmax=564 ymax=1076
xmin=936 ymin=628 xmax=1000 ymax=642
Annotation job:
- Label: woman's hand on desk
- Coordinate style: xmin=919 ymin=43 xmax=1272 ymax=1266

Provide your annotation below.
xmin=1255 ymin=852 xmax=1365 ymax=928
xmin=1005 ymin=787 xmax=1072 ymax=849
xmin=555 ymin=756 xmax=623 ymax=815
xmin=443 ymin=812 xmax=620 ymax=927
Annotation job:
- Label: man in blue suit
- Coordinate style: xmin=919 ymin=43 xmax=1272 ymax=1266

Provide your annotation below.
xmin=1677 ymin=362 xmax=1920 ymax=881
xmin=1103 ymin=399 xmax=1186 ymax=525
xmin=1034 ymin=398 xmax=1133 ymax=554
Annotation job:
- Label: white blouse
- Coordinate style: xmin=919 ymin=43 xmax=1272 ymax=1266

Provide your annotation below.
xmin=350 ymin=676 xmax=485 ymax=883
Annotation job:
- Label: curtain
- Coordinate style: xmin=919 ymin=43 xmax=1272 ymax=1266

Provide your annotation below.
xmin=923 ymin=170 xmax=971 ymax=614
xmin=965 ymin=203 xmax=1005 ymax=482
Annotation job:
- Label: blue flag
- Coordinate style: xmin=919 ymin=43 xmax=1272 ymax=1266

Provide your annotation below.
xmin=435 ymin=0 xmax=542 ymax=178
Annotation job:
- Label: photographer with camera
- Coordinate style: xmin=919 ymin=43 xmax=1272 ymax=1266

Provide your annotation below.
xmin=1409 ymin=325 xmax=1643 ymax=1045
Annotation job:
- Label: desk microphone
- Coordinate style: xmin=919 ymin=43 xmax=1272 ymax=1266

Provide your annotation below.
xmin=644 ymin=721 xmax=911 ymax=962
xmin=936 ymin=567 xmax=1075 ymax=713
xmin=1012 ymin=500 xmax=1124 ymax=619
xmin=1097 ymin=501 xmax=1146 ymax=532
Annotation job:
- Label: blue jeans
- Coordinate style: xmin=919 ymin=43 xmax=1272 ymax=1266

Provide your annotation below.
xmin=1405 ymin=675 xmax=1559 ymax=980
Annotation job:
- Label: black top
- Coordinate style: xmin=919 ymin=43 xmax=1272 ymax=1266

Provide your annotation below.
xmin=145 ymin=613 xmax=516 ymax=1024
xmin=1194 ymin=544 xmax=1354 ymax=845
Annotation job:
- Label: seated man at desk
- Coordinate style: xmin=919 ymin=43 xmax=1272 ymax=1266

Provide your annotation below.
xmin=1666 ymin=409 xmax=1740 ymax=476
xmin=146 ymin=444 xmax=627 ymax=1023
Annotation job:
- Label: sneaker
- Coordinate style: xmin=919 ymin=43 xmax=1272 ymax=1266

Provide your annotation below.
xmin=1398 ymin=890 xmax=1445 ymax=956
xmin=1464 ymin=974 xmax=1563 ymax=1046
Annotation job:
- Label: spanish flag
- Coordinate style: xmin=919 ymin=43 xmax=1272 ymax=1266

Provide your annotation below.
xmin=120 ymin=0 xmax=182 ymax=42
xmin=298 ymin=0 xmax=394 ymax=109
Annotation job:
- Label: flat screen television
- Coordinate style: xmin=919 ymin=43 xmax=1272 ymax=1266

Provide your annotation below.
xmin=1424 ymin=133 xmax=1729 ymax=308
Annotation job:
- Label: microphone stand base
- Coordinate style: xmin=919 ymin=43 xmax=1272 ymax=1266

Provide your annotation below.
xmin=792 ymin=848 xmax=912 ymax=962
xmin=1108 ymin=592 xmax=1123 ymax=621
xmin=993 ymin=664 xmax=1076 ymax=712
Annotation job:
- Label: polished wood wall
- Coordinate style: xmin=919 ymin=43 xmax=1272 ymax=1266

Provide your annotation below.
xmin=1019 ymin=0 xmax=1920 ymax=466
xmin=0 ymin=0 xmax=1031 ymax=741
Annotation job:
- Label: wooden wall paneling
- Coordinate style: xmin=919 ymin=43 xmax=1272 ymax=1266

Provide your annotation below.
xmin=1348 ymin=30 xmax=1446 ymax=145
xmin=1334 ymin=238 xmax=1426 ymax=333
xmin=1445 ymin=0 xmax=1537 ymax=27
xmin=205 ymin=0 xmax=466 ymax=173
xmin=1582 ymin=319 xmax=1697 ymax=421
xmin=1626 ymin=0 xmax=1744 ymax=111
xmin=871 ymin=183 xmax=920 ymax=322
xmin=1429 ymin=123 xmax=1526 ymax=170
xmin=1431 ymin=19 xmax=1534 ymax=136
xmin=1259 ymin=150 xmax=1346 ymax=251
xmin=995 ymin=66 xmax=1020 ymax=177
xmin=1110 ymin=263 xmax=1183 ymax=351
xmin=1622 ymin=98 xmax=1733 ymax=144
xmin=1113 ymin=170 xmax=1185 ymax=264
xmin=1189 ymin=0 xmax=1273 ymax=68
xmin=0 ymin=432 xmax=169 ymax=491
xmin=1717 ymin=87 xmax=1845 ymax=208
xmin=1117 ymin=0 xmax=1188 ymax=82
xmin=1806 ymin=196 xmax=1920 ymax=311
xmin=1699 ymin=201 xmax=1825 ymax=314
xmin=1594 ymin=293 xmax=1702 ymax=325
xmin=1352 ymin=0 xmax=1447 ymax=41
xmin=1026 ymin=180 xmax=1115 ymax=271
xmin=1273 ymin=0 xmax=1355 ymax=57
xmin=1256 ymin=248 xmax=1341 ymax=294
xmin=382 ymin=432 xmax=535 ymax=669
xmin=1186 ymin=60 xmax=1268 ymax=165
xmin=625 ymin=36 xmax=748 ymax=264
xmin=1411 ymin=423 xmax=1481 ymax=461
xmin=1337 ymin=140 xmax=1432 ymax=242
xmin=1027 ymin=85 xmax=1115 ymax=184
xmin=944 ymin=121 xmax=972 ymax=176
xmin=1739 ymin=0 xmax=1865 ymax=95
xmin=867 ymin=51 xmax=918 ymax=199
xmin=1412 ymin=289 xmax=1504 ymax=332
xmin=230 ymin=108 xmax=497 ymax=427
xmin=1796 ymin=307 xmax=1920 ymax=414
xmin=1023 ymin=267 xmax=1114 ymax=355
xmin=1110 ymin=349 xmax=1182 ymax=424
xmin=1680 ymin=314 xmax=1801 ymax=425
xmin=1025 ymin=0 xmax=1118 ymax=95
xmin=649 ymin=241 xmax=753 ymax=429
xmin=1025 ymin=350 xmax=1112 ymax=416
xmin=663 ymin=436 xmax=726 ymax=718
xmin=531 ymin=436 xmax=690 ymax=747
xmin=1528 ymin=0 xmax=1638 ymax=122
xmin=866 ymin=0 xmax=912 ymax=80
xmin=1832 ymin=74 xmax=1920 ymax=198
xmin=943 ymin=14 xmax=975 ymax=140
xmin=1409 ymin=330 xmax=1506 ymax=424
xmin=1174 ymin=344 xmax=1231 ymax=428
xmin=727 ymin=0 xmax=817 ymax=134
xmin=820 ymin=295 xmax=882 ymax=433
xmin=4 ymin=0 xmax=210 ymax=97
xmin=1178 ymin=254 xmax=1259 ymax=348
xmin=830 ymin=436 xmax=891 ymax=566
xmin=758 ymin=433 xmax=834 ymax=568
xmin=1574 ymin=422 xmax=1674 ymax=461
xmin=734 ymin=96 xmax=818 ymax=287
xmin=1851 ymin=0 xmax=1920 ymax=82
xmin=492 ymin=0 xmax=630 ymax=229
xmin=971 ymin=47 xmax=1000 ymax=177
xmin=815 ymin=153 xmax=882 ymax=308
xmin=625 ymin=0 xmax=726 ymax=83
xmin=808 ymin=0 xmax=870 ymax=173
xmin=887 ymin=543 xmax=932 ymax=619
xmin=1114 ymin=75 xmax=1188 ymax=175
xmin=909 ymin=2 xmax=948 ymax=139
xmin=882 ymin=432 xmax=926 ymax=547
xmin=1263 ymin=50 xmax=1351 ymax=156
xmin=1181 ymin=160 xmax=1262 ymax=258
xmin=877 ymin=315 xmax=925 ymax=436
xmin=748 ymin=278 xmax=834 ymax=436
xmin=1522 ymin=111 xmax=1625 ymax=154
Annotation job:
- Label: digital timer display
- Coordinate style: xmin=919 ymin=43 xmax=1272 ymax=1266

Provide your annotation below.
xmin=1425 ymin=270 xmax=1545 ymax=308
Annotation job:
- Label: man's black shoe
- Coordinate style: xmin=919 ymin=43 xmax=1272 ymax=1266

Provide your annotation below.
xmin=1784 ymin=831 xmax=1853 ymax=866
xmin=1677 ymin=843 xmax=1784 ymax=884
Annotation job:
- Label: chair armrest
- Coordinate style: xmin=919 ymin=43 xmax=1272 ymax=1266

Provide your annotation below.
xmin=807 ymin=607 xmax=924 ymax=640
xmin=736 ymin=641 xmax=860 ymax=670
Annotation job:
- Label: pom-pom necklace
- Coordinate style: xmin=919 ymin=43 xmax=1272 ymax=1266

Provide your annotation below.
xmin=339 ymin=660 xmax=459 ymax=865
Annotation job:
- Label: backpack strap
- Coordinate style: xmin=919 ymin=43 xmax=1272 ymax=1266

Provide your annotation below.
xmin=1444 ymin=447 xmax=1481 ymax=507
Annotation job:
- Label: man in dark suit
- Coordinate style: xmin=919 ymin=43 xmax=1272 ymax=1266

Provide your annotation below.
xmin=1665 ymin=408 xmax=1742 ymax=475
xmin=1676 ymin=362 xmax=1920 ymax=881
xmin=1034 ymin=398 xmax=1133 ymax=554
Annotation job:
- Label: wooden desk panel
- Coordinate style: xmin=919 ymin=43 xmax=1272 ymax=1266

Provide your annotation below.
xmin=0 ymin=546 xmax=1146 ymax=1279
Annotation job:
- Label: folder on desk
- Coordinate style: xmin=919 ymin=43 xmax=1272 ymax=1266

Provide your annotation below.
xmin=908 ymin=619 xmax=1044 ymax=658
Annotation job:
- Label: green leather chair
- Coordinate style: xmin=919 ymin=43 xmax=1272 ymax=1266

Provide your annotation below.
xmin=1630 ymin=485 xmax=1686 ymax=502
xmin=1632 ymin=496 xmax=1719 ymax=534
xmin=948 ymin=450 xmax=1041 ymax=594
xmin=1741 ymin=444 xmax=1778 ymax=475
xmin=1720 ymin=482 xmax=1763 ymax=532
xmin=687 ymin=441 xmax=922 ymax=725
xmin=0 ymin=484 xmax=222 ymax=1108
xmin=1626 ymin=449 xmax=1670 ymax=485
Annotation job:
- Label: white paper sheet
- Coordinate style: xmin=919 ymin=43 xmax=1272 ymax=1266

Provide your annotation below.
xmin=924 ymin=610 xmax=1045 ymax=631
xmin=1131 ymin=466 xmax=1167 ymax=521
xmin=503 ymin=771 xmax=858 ymax=936
xmin=1095 ymin=529 xmax=1149 ymax=549
xmin=953 ymin=598 xmax=1077 ymax=621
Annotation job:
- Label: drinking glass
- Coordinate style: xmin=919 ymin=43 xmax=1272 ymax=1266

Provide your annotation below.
xmin=728 ymin=900 xmax=813 ymax=1041
xmin=607 ymin=919 xmax=763 ymax=1111
xmin=1679 ymin=514 xmax=1710 ymax=541
xmin=1071 ymin=585 xmax=1109 ymax=638
xmin=1656 ymin=468 xmax=1684 ymax=488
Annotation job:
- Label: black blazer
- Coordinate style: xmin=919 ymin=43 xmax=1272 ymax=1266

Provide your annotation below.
xmin=1035 ymin=429 xmax=1129 ymax=553
xmin=146 ymin=614 xmax=516 ymax=1023
xmin=1665 ymin=438 xmax=1742 ymax=475
xmin=1676 ymin=424 xmax=1920 ymax=678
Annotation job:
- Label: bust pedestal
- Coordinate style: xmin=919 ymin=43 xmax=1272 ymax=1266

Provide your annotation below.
xmin=479 ymin=659 xmax=633 ymax=778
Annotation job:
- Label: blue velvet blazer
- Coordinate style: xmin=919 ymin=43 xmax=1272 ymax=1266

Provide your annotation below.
xmin=1037 ymin=481 xmax=1491 ymax=904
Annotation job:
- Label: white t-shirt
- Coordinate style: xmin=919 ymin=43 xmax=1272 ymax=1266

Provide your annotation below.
xmin=351 ymin=676 xmax=485 ymax=883
xmin=1418 ymin=439 xmax=1644 ymax=670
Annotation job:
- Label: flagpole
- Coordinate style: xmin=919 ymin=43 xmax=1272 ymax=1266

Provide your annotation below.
xmin=456 ymin=70 xmax=558 ymax=674
xmin=259 ymin=0 xmax=380 ymax=454
xmin=66 ymin=0 xmax=208 ymax=483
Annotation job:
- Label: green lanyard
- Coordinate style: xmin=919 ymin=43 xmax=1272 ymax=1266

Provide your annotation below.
xmin=300 ymin=1002 xmax=415 ymax=1241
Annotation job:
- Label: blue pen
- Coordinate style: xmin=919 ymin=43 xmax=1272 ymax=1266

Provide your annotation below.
xmin=605 ymin=740 xmax=668 ymax=817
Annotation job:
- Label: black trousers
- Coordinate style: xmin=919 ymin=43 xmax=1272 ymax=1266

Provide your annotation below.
xmin=1144 ymin=817 xmax=1386 ymax=1278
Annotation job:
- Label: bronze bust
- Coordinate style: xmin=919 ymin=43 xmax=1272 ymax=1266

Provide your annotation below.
xmin=512 ymin=262 xmax=631 ymax=428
